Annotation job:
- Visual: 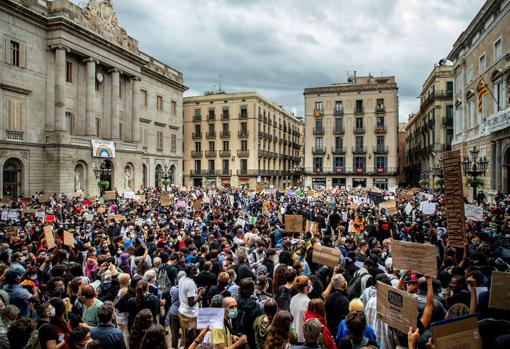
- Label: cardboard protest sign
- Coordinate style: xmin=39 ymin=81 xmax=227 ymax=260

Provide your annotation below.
xmin=179 ymin=186 xmax=187 ymax=192
xmin=105 ymin=191 xmax=116 ymax=200
xmin=193 ymin=200 xmax=201 ymax=212
xmin=35 ymin=211 xmax=46 ymax=220
xmin=160 ymin=195 xmax=171 ymax=207
xmin=97 ymin=207 xmax=106 ymax=214
xmin=1 ymin=198 xmax=12 ymax=206
xmin=401 ymin=191 xmax=414 ymax=202
xmin=431 ymin=314 xmax=482 ymax=349
xmin=134 ymin=195 xmax=146 ymax=203
xmin=38 ymin=194 xmax=48 ymax=203
xmin=379 ymin=200 xmax=397 ymax=215
xmin=421 ymin=202 xmax=437 ymax=215
xmin=442 ymin=150 xmax=465 ymax=247
xmin=376 ymin=281 xmax=417 ymax=333
xmin=44 ymin=225 xmax=56 ymax=249
xmin=4 ymin=226 xmax=17 ymax=241
xmin=63 ymin=231 xmax=75 ymax=248
xmin=236 ymin=217 xmax=246 ymax=228
xmin=392 ymin=240 xmax=437 ymax=277
xmin=285 ymin=215 xmax=303 ymax=233
xmin=109 ymin=214 xmax=125 ymax=221
xmin=203 ymin=196 xmax=210 ymax=204
xmin=464 ymin=204 xmax=483 ymax=222
xmin=21 ymin=197 xmax=32 ymax=203
xmin=489 ymin=271 xmax=510 ymax=310
xmin=312 ymin=245 xmax=340 ymax=268
xmin=278 ymin=212 xmax=282 ymax=223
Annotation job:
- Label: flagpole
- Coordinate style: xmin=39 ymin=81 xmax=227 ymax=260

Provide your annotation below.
xmin=480 ymin=77 xmax=501 ymax=112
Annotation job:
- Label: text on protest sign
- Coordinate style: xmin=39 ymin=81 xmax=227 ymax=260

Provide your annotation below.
xmin=431 ymin=314 xmax=482 ymax=349
xmin=442 ymin=150 xmax=466 ymax=247
xmin=312 ymin=245 xmax=340 ymax=269
xmin=489 ymin=271 xmax=510 ymax=310
xmin=376 ymin=281 xmax=417 ymax=333
xmin=391 ymin=240 xmax=437 ymax=277
xmin=44 ymin=225 xmax=56 ymax=249
xmin=105 ymin=191 xmax=116 ymax=201
xmin=285 ymin=215 xmax=304 ymax=233
xmin=464 ymin=204 xmax=484 ymax=222
xmin=197 ymin=308 xmax=224 ymax=329
xmin=379 ymin=200 xmax=397 ymax=215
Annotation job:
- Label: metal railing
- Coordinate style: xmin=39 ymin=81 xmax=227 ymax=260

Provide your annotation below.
xmin=352 ymin=146 xmax=367 ymax=154
xmin=6 ymin=130 xmax=23 ymax=142
xmin=191 ymin=151 xmax=203 ymax=158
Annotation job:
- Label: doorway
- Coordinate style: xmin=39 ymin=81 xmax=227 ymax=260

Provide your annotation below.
xmin=3 ymin=158 xmax=22 ymax=198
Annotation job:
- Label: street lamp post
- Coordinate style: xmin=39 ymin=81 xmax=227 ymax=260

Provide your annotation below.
xmin=93 ymin=161 xmax=112 ymax=196
xmin=462 ymin=146 xmax=489 ymax=201
xmin=157 ymin=164 xmax=174 ymax=191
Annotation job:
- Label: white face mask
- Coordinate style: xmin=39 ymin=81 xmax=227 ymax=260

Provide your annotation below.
xmin=49 ymin=307 xmax=56 ymax=317
xmin=308 ymin=284 xmax=313 ymax=294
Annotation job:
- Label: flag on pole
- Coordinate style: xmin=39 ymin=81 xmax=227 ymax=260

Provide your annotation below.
xmin=478 ymin=80 xmax=488 ymax=113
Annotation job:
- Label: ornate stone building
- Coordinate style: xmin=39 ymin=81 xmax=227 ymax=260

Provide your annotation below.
xmin=0 ymin=0 xmax=186 ymax=198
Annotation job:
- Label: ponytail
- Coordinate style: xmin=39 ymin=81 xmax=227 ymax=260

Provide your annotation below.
xmin=136 ymin=279 xmax=147 ymax=304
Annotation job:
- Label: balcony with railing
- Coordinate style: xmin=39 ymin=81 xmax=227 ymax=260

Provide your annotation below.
xmin=219 ymin=169 xmax=232 ymax=176
xmin=442 ymin=115 xmax=453 ymax=126
xmin=353 ymin=126 xmax=365 ymax=133
xmin=193 ymin=114 xmax=202 ymax=122
xmin=192 ymin=132 xmax=202 ymax=139
xmin=332 ymin=146 xmax=346 ymax=154
xmin=375 ymin=104 xmax=385 ymax=113
xmin=5 ymin=130 xmax=23 ymax=142
xmin=354 ymin=166 xmax=366 ymax=174
xmin=239 ymin=111 xmax=248 ymax=119
xmin=352 ymin=146 xmax=367 ymax=154
xmin=374 ymin=125 xmax=387 ymax=133
xmin=205 ymin=150 xmax=217 ymax=157
xmin=207 ymin=113 xmax=215 ymax=121
xmin=313 ymin=127 xmax=324 ymax=135
xmin=420 ymin=90 xmax=454 ymax=112
xmin=312 ymin=147 xmax=326 ymax=155
xmin=203 ymin=170 xmax=217 ymax=177
xmin=333 ymin=125 xmax=345 ymax=134
xmin=237 ymin=149 xmax=249 ymax=157
xmin=373 ymin=146 xmax=388 ymax=154
xmin=220 ymin=131 xmax=230 ymax=138
xmin=190 ymin=170 xmax=203 ymax=176
xmin=355 ymin=106 xmax=364 ymax=114
xmin=238 ymin=130 xmax=249 ymax=138
xmin=221 ymin=112 xmax=229 ymax=120
xmin=206 ymin=132 xmax=216 ymax=139
xmin=191 ymin=150 xmax=203 ymax=158
xmin=334 ymin=109 xmax=344 ymax=116
xmin=219 ymin=150 xmax=231 ymax=157
xmin=313 ymin=108 xmax=323 ymax=117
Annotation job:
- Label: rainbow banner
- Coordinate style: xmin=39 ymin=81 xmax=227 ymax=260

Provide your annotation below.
xmin=91 ymin=140 xmax=116 ymax=158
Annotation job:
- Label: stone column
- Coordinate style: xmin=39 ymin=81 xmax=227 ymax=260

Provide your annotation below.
xmin=131 ymin=77 xmax=141 ymax=143
xmin=54 ymin=46 xmax=66 ymax=132
xmin=110 ymin=69 xmax=120 ymax=139
xmin=84 ymin=58 xmax=96 ymax=136
xmin=496 ymin=139 xmax=502 ymax=191
xmin=492 ymin=141 xmax=497 ymax=190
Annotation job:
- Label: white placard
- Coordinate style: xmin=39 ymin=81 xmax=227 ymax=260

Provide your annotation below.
xmin=91 ymin=139 xmax=116 ymax=158
xmin=123 ymin=191 xmax=135 ymax=199
xmin=35 ymin=211 xmax=46 ymax=219
xmin=464 ymin=204 xmax=483 ymax=222
xmin=404 ymin=203 xmax=413 ymax=215
xmin=197 ymin=307 xmax=224 ymax=329
xmin=421 ymin=202 xmax=436 ymax=215
xmin=236 ymin=218 xmax=246 ymax=228
xmin=1 ymin=209 xmax=7 ymax=221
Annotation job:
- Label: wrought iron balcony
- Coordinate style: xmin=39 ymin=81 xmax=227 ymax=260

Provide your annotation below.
xmin=332 ymin=146 xmax=346 ymax=154
xmin=6 ymin=130 xmax=23 ymax=142
xmin=355 ymin=106 xmax=364 ymax=114
xmin=220 ymin=131 xmax=230 ymax=138
xmin=219 ymin=150 xmax=231 ymax=157
xmin=374 ymin=125 xmax=387 ymax=133
xmin=353 ymin=126 xmax=365 ymax=133
xmin=375 ymin=104 xmax=385 ymax=113
xmin=193 ymin=114 xmax=202 ymax=122
xmin=313 ymin=127 xmax=324 ymax=135
xmin=352 ymin=146 xmax=367 ymax=154
xmin=237 ymin=150 xmax=249 ymax=157
xmin=373 ymin=146 xmax=388 ymax=154
xmin=205 ymin=150 xmax=217 ymax=157
xmin=333 ymin=126 xmax=345 ymax=134
xmin=334 ymin=109 xmax=344 ymax=116
xmin=206 ymin=132 xmax=216 ymax=139
xmin=191 ymin=150 xmax=203 ymax=158
xmin=312 ymin=147 xmax=326 ymax=155
xmin=192 ymin=132 xmax=202 ymax=139
xmin=313 ymin=108 xmax=323 ymax=117
xmin=238 ymin=130 xmax=249 ymax=138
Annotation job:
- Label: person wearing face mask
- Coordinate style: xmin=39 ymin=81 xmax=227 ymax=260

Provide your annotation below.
xmin=36 ymin=302 xmax=66 ymax=349
xmin=10 ymin=252 xmax=27 ymax=277
xmin=290 ymin=276 xmax=312 ymax=344
xmin=41 ymin=277 xmax=66 ymax=303
xmin=210 ymin=296 xmax=248 ymax=349
xmin=0 ymin=305 xmax=19 ymax=335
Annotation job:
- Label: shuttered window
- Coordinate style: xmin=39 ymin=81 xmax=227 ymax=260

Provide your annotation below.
xmin=5 ymin=99 xmax=24 ymax=131
xmin=157 ymin=130 xmax=163 ymax=150
xmin=5 ymin=38 xmax=25 ymax=68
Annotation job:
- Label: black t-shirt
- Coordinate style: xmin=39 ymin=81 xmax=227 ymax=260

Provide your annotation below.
xmin=37 ymin=320 xmax=58 ymax=349
xmin=478 ymin=318 xmax=510 ymax=349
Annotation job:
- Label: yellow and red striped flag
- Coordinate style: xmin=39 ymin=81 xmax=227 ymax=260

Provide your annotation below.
xmin=478 ymin=80 xmax=488 ymax=113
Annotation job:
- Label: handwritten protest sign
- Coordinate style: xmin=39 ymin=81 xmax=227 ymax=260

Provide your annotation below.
xmin=109 ymin=214 xmax=125 ymax=221
xmin=105 ymin=191 xmax=116 ymax=200
xmin=464 ymin=204 xmax=483 ymax=222
xmin=38 ymin=194 xmax=48 ymax=203
xmin=160 ymin=195 xmax=171 ymax=207
xmin=392 ymin=240 xmax=437 ymax=277
xmin=63 ymin=231 xmax=75 ymax=248
xmin=421 ymin=202 xmax=437 ymax=215
xmin=197 ymin=308 xmax=224 ymax=329
xmin=379 ymin=200 xmax=397 ymax=215
xmin=376 ymin=282 xmax=417 ymax=333
xmin=442 ymin=150 xmax=465 ymax=247
xmin=236 ymin=217 xmax=246 ymax=228
xmin=431 ymin=314 xmax=482 ymax=349
xmin=97 ymin=207 xmax=106 ymax=214
xmin=404 ymin=203 xmax=413 ymax=215
xmin=44 ymin=226 xmax=56 ymax=249
xmin=312 ymin=245 xmax=340 ymax=268
xmin=193 ymin=200 xmax=201 ymax=212
xmin=134 ymin=195 xmax=146 ymax=203
xmin=35 ymin=211 xmax=46 ymax=220
xmin=123 ymin=191 xmax=135 ymax=199
xmin=285 ymin=215 xmax=303 ymax=233
xmin=489 ymin=271 xmax=510 ymax=310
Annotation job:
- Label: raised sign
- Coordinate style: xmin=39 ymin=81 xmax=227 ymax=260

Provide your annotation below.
xmin=285 ymin=215 xmax=303 ymax=233
xmin=376 ymin=282 xmax=417 ymax=333
xmin=442 ymin=150 xmax=465 ymax=247
xmin=489 ymin=271 xmax=510 ymax=310
xmin=392 ymin=240 xmax=437 ymax=277
xmin=312 ymin=245 xmax=340 ymax=268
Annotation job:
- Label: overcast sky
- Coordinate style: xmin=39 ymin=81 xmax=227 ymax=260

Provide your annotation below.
xmin=81 ymin=0 xmax=483 ymax=122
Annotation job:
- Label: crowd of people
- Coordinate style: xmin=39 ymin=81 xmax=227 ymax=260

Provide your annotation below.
xmin=0 ymin=185 xmax=508 ymax=349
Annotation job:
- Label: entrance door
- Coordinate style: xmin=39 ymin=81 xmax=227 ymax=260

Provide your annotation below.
xmin=353 ymin=178 xmax=367 ymax=187
xmin=3 ymin=158 xmax=22 ymax=198
xmin=142 ymin=164 xmax=147 ymax=188
xmin=100 ymin=160 xmax=113 ymax=190
xmin=155 ymin=164 xmax=162 ymax=188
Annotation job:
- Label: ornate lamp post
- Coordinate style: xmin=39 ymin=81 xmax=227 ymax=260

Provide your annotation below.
xmin=157 ymin=163 xmax=173 ymax=191
xmin=462 ymin=146 xmax=489 ymax=200
xmin=430 ymin=154 xmax=444 ymax=192
xmin=93 ymin=161 xmax=112 ymax=196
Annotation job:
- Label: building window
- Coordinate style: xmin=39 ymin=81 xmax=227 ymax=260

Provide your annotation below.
xmin=208 ymin=141 xmax=215 ymax=151
xmin=241 ymin=122 xmax=247 ymax=132
xmin=446 ymin=81 xmax=453 ymax=96
xmin=355 ymin=100 xmax=363 ymax=113
xmin=335 ymin=101 xmax=343 ymax=112
xmin=334 ymin=157 xmax=344 ymax=170
xmin=355 ymin=136 xmax=364 ymax=148
xmin=222 ymin=160 xmax=229 ymax=172
xmin=479 ymin=54 xmax=486 ymax=73
xmin=446 ymin=129 xmax=453 ymax=146
xmin=119 ymin=122 xmax=123 ymax=140
xmin=195 ymin=124 xmax=201 ymax=134
xmin=376 ymin=115 xmax=384 ymax=129
xmin=194 ymin=108 xmax=201 ymax=117
xmin=171 ymin=134 xmax=176 ymax=153
xmin=157 ymin=130 xmax=163 ymax=150
xmin=95 ymin=118 xmax=101 ymax=137
xmin=66 ymin=61 xmax=72 ymax=83
xmin=495 ymin=80 xmax=506 ymax=111
xmin=375 ymin=156 xmax=386 ymax=171
xmin=240 ymin=106 xmax=248 ymax=118
xmin=354 ymin=157 xmax=365 ymax=170
xmin=494 ymin=38 xmax=502 ymax=60
xmin=141 ymin=90 xmax=148 ymax=107
xmin=222 ymin=107 xmax=229 ymax=119
xmin=5 ymin=99 xmax=24 ymax=133
xmin=157 ymin=96 xmax=163 ymax=111
xmin=222 ymin=123 xmax=229 ymax=134
xmin=7 ymin=40 xmax=24 ymax=67
xmin=315 ymin=137 xmax=323 ymax=150
xmin=466 ymin=65 xmax=473 ymax=83
xmin=208 ymin=124 xmax=215 ymax=134
xmin=223 ymin=141 xmax=229 ymax=151
xmin=240 ymin=159 xmax=248 ymax=171
xmin=194 ymin=160 xmax=201 ymax=171
xmin=376 ymin=136 xmax=385 ymax=148
xmin=335 ymin=117 xmax=343 ymax=131
xmin=335 ymin=137 xmax=343 ymax=149
xmin=195 ymin=142 xmax=201 ymax=152
xmin=65 ymin=112 xmax=73 ymax=134
xmin=314 ymin=157 xmax=323 ymax=171
xmin=171 ymin=101 xmax=177 ymax=116
xmin=314 ymin=101 xmax=323 ymax=114
xmin=355 ymin=117 xmax=363 ymax=129
xmin=315 ymin=118 xmax=322 ymax=130
xmin=208 ymin=108 xmax=215 ymax=120
xmin=241 ymin=140 xmax=248 ymax=151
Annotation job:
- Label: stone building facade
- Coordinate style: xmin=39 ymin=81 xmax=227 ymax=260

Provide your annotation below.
xmin=183 ymin=92 xmax=303 ymax=188
xmin=303 ymin=76 xmax=399 ymax=190
xmin=448 ymin=0 xmax=510 ymax=200
xmin=0 ymin=0 xmax=186 ymax=198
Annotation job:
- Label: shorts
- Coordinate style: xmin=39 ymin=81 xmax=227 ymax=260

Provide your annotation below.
xmin=178 ymin=312 xmax=197 ymax=330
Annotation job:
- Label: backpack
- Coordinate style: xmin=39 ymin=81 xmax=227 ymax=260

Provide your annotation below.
xmin=156 ymin=266 xmax=172 ymax=295
xmin=346 ymin=272 xmax=369 ymax=300
xmin=276 ymin=286 xmax=293 ymax=311
xmin=26 ymin=322 xmax=52 ymax=349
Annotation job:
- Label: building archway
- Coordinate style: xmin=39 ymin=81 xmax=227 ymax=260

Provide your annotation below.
xmin=99 ymin=159 xmax=114 ymax=190
xmin=3 ymin=158 xmax=23 ymax=198
xmin=155 ymin=164 xmax=162 ymax=188
xmin=170 ymin=164 xmax=176 ymax=185
xmin=74 ymin=162 xmax=87 ymax=193
xmin=142 ymin=164 xmax=148 ymax=188
xmin=504 ymin=147 xmax=510 ymax=194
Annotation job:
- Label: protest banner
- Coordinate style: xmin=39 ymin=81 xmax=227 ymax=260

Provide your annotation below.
xmin=431 ymin=314 xmax=482 ymax=349
xmin=193 ymin=200 xmax=201 ymax=211
xmin=392 ymin=240 xmax=437 ymax=277
xmin=464 ymin=204 xmax=483 ymax=222
xmin=97 ymin=207 xmax=106 ymax=214
xmin=197 ymin=308 xmax=224 ymax=329
xmin=38 ymin=194 xmax=48 ymax=203
xmin=105 ymin=191 xmax=116 ymax=200
xmin=134 ymin=195 xmax=146 ymax=203
xmin=63 ymin=231 xmax=75 ymax=248
xmin=7 ymin=209 xmax=19 ymax=221
xmin=442 ymin=150 xmax=465 ymax=247
xmin=44 ymin=226 xmax=56 ymax=249
xmin=376 ymin=281 xmax=417 ymax=333
xmin=421 ymin=202 xmax=437 ymax=215
xmin=45 ymin=215 xmax=55 ymax=223
xmin=109 ymin=214 xmax=125 ymax=221
xmin=285 ymin=215 xmax=303 ymax=233
xmin=379 ymin=200 xmax=397 ymax=215
xmin=123 ymin=191 xmax=135 ymax=199
xmin=160 ymin=195 xmax=171 ymax=207
xmin=312 ymin=245 xmax=340 ymax=268
xmin=489 ymin=271 xmax=510 ymax=310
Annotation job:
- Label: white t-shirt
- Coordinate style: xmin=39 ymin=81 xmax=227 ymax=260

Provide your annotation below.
xmin=178 ymin=276 xmax=199 ymax=317
xmin=290 ymin=292 xmax=310 ymax=343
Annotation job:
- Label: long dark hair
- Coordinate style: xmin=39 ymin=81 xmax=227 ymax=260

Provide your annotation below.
xmin=129 ymin=309 xmax=153 ymax=349
xmin=135 ymin=279 xmax=148 ymax=304
xmin=263 ymin=311 xmax=293 ymax=349
xmin=49 ymin=297 xmax=70 ymax=334
xmin=138 ymin=324 xmax=168 ymax=349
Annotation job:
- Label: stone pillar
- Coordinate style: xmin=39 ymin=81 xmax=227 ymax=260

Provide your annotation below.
xmin=492 ymin=141 xmax=497 ymax=190
xmin=131 ymin=77 xmax=141 ymax=143
xmin=85 ymin=58 xmax=96 ymax=136
xmin=110 ymin=69 xmax=120 ymax=139
xmin=496 ymin=140 xmax=502 ymax=191
xmin=54 ymin=46 xmax=66 ymax=132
